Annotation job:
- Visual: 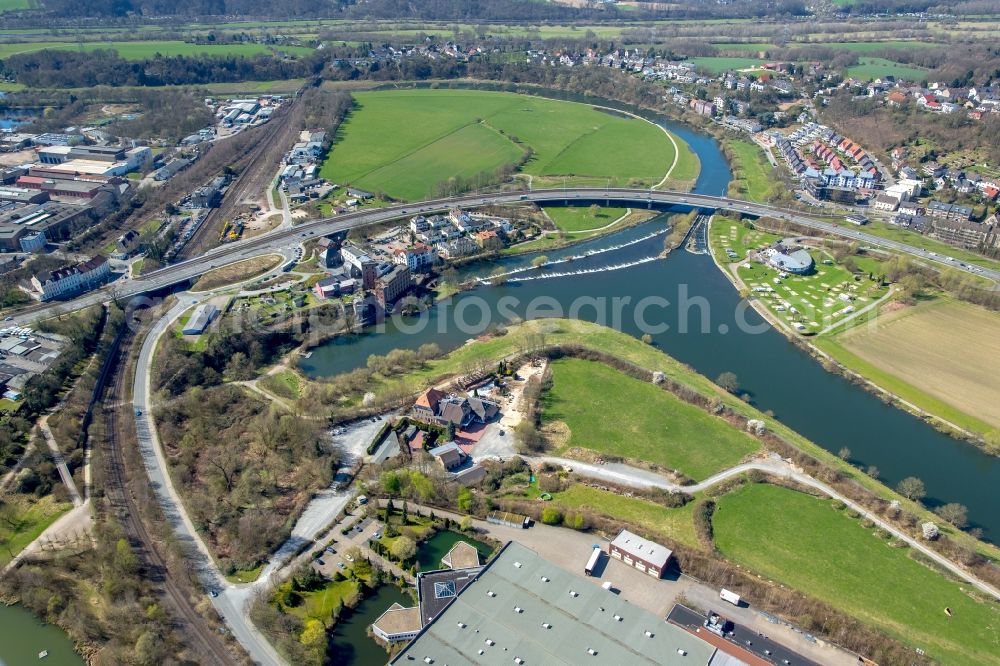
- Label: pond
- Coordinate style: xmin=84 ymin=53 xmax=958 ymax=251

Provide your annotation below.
xmin=416 ymin=530 xmax=493 ymax=571
xmin=0 ymin=604 xmax=83 ymax=666
xmin=326 ymin=584 xmax=412 ymax=666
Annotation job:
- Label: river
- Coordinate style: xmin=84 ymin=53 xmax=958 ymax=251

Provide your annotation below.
xmin=0 ymin=605 xmax=83 ymax=666
xmin=300 ymin=91 xmax=1000 ymax=543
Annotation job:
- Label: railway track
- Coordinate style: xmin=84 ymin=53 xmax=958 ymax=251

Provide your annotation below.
xmin=101 ymin=319 xmax=240 ymax=665
xmin=181 ymin=100 xmax=303 ymax=260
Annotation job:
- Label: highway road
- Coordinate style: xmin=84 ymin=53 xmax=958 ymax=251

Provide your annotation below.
xmin=13 ymin=187 xmax=999 ymax=325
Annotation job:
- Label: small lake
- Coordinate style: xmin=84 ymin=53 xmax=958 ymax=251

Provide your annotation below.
xmin=0 ymin=605 xmax=83 ymax=666
xmin=326 ymin=585 xmax=411 ymax=666
xmin=416 ymin=530 xmax=493 ymax=571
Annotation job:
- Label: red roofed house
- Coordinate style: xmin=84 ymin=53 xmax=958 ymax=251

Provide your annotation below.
xmin=413 ymin=388 xmax=446 ymax=417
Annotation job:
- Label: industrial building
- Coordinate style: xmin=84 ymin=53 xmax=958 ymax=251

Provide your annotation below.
xmin=609 ymin=530 xmax=673 ymax=579
xmin=390 ymin=542 xmax=716 ymax=665
xmin=0 ymin=201 xmax=97 ymax=251
xmin=182 ymin=304 xmax=219 ymax=335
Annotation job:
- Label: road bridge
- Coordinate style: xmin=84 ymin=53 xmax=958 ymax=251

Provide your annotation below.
xmin=13 ymin=188 xmax=999 ymax=324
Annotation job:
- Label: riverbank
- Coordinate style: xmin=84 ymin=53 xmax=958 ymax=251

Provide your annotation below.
xmin=704 ymin=216 xmax=997 ymax=454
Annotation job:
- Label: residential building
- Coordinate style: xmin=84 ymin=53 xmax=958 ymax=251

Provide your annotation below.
xmin=111 ymin=229 xmax=141 ymax=260
xmin=436 ymin=236 xmax=479 ymax=259
xmin=475 ymin=229 xmax=504 ymax=252
xmin=428 ymin=441 xmax=466 ymax=471
xmin=411 ymin=388 xmax=500 ymax=428
xmin=31 ymin=255 xmax=110 ymax=300
xmin=930 ymin=217 xmax=996 ymax=249
xmin=393 ymin=243 xmax=434 ymax=272
xmin=927 ymin=200 xmax=973 ymax=221
xmin=609 ymin=529 xmax=672 ymax=579
xmin=872 ymin=193 xmax=900 ymax=212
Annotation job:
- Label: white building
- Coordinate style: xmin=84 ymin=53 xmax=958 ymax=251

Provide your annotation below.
xmin=31 ymin=256 xmax=110 ymax=300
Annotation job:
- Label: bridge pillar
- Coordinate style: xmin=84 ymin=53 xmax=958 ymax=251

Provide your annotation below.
xmin=564 ymin=199 xmax=569 ymax=206
xmin=647 ymin=200 xmax=652 ymax=209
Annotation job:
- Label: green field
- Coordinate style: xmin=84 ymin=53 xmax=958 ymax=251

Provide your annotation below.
xmin=726 ymin=139 xmax=775 ymax=203
xmin=507 ymin=482 xmax=699 ymax=548
xmin=0 ymin=40 xmax=314 ymax=60
xmin=543 ymin=206 xmax=627 ymax=233
xmin=688 ymin=56 xmax=765 ymax=73
xmin=711 ymin=217 xmax=889 ymax=334
xmin=540 ymin=357 xmax=760 ymax=480
xmin=0 ymin=495 xmax=70 ymax=568
xmin=846 ymin=57 xmax=928 ymax=81
xmin=0 ymin=0 xmax=34 ymax=11
xmin=320 ymin=89 xmax=680 ymax=201
xmin=715 ymin=484 xmax=1000 ymax=665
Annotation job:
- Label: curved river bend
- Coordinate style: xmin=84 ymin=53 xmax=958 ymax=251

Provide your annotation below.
xmin=301 ymin=93 xmax=1000 ymax=543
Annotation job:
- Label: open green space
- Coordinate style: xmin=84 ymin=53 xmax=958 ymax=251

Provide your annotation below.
xmin=259 ymin=369 xmax=302 ymax=400
xmin=688 ymin=56 xmax=765 ymax=73
xmin=320 ymin=89 xmax=680 ymax=201
xmin=0 ymin=40 xmax=314 ymax=61
xmin=846 ymin=57 xmax=928 ymax=81
xmin=0 ymin=0 xmax=34 ymax=11
xmin=225 ymin=562 xmax=265 ymax=584
xmin=304 ymin=317 xmax=998 ymax=563
xmin=804 ymin=40 xmax=945 ymax=53
xmin=542 ymin=206 xmax=627 ymax=233
xmin=711 ymin=217 xmax=889 ymax=334
xmin=508 ymin=481 xmax=699 ymax=548
xmin=0 ymin=494 xmax=71 ymax=568
xmin=714 ymin=483 xmax=1000 ymax=666
xmin=540 ymin=357 xmax=760 ymax=480
xmin=726 ymin=139 xmax=776 ymax=203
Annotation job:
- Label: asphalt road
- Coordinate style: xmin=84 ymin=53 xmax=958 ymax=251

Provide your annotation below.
xmin=14 ymin=187 xmax=999 ymax=326
xmin=668 ymin=603 xmax=823 ymax=666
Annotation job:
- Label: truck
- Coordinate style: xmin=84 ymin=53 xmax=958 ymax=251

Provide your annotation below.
xmin=720 ymin=588 xmax=741 ymax=606
xmin=584 ymin=546 xmax=601 ymax=576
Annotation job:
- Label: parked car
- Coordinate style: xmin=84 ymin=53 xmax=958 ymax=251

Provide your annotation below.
xmin=344 ymin=554 xmax=354 ymax=562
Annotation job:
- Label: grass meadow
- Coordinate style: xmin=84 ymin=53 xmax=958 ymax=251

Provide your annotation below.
xmin=715 ymin=483 xmax=1000 ymax=665
xmin=543 ymin=206 xmax=627 ymax=233
xmin=0 ymin=40 xmax=314 ymax=60
xmin=540 ymin=357 xmax=760 ymax=480
xmin=319 ymin=89 xmax=682 ymax=201
xmin=726 ymin=139 xmax=776 ymax=203
xmin=846 ymin=57 xmax=928 ymax=81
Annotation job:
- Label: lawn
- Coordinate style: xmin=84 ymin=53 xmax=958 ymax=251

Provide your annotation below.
xmin=543 ymin=206 xmax=627 ymax=233
xmin=540 ymin=357 xmax=760 ymax=480
xmin=274 ymin=576 xmax=362 ymax=622
xmin=0 ymin=494 xmax=71 ymax=568
xmin=0 ymin=0 xmax=34 ymax=11
xmin=823 ymin=298 xmax=1000 ymax=432
xmin=710 ymin=217 xmax=890 ymax=335
xmin=726 ymin=139 xmax=776 ymax=203
xmin=0 ymin=40 xmax=313 ymax=61
xmin=510 ymin=482 xmax=699 ymax=548
xmin=846 ymin=57 xmax=928 ymax=81
xmin=688 ymin=56 xmax=765 ymax=74
xmin=260 ymin=369 xmax=302 ymax=400
xmin=320 ymin=89 xmax=680 ymax=201
xmin=714 ymin=484 xmax=1000 ymax=666
xmin=192 ymin=254 xmax=283 ymax=291
xmin=225 ymin=562 xmax=265 ymax=584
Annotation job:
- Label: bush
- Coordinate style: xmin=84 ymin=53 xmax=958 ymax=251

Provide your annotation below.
xmin=541 ymin=508 xmax=563 ymax=525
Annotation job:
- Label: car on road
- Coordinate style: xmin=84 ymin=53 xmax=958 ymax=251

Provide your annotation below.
xmin=209 ymin=590 xmax=218 ymax=598
xmin=373 ymin=531 xmax=382 ymax=539
xmin=135 ymin=409 xmax=142 ymax=416
xmin=5 ymin=316 xmax=14 ymax=321
xmin=338 ymin=562 xmax=346 ymax=570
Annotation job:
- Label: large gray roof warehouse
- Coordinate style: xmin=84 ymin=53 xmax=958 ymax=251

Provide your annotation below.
xmin=390 ymin=542 xmax=717 ymax=666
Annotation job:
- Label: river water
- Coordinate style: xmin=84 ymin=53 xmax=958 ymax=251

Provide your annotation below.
xmin=0 ymin=605 xmax=83 ymax=666
xmin=300 ymin=91 xmax=1000 ymax=543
